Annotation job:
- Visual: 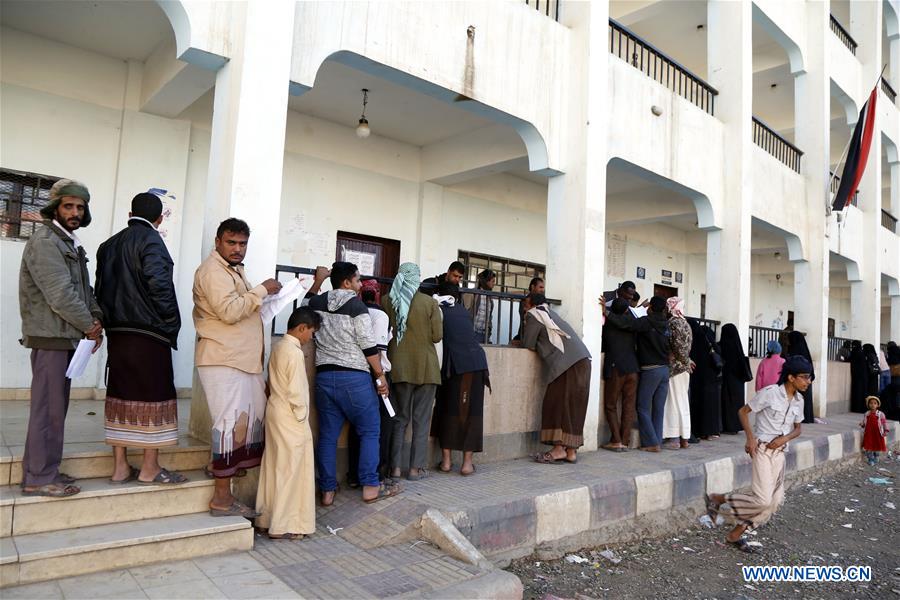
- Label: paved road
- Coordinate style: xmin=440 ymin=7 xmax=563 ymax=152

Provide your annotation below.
xmin=508 ymin=452 xmax=899 ymax=600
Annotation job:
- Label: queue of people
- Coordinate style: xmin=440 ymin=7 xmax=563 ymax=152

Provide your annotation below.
xmin=15 ymin=184 xmax=892 ymax=546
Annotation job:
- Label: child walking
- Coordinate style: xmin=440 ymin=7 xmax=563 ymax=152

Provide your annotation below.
xmin=255 ymin=307 xmax=321 ymax=539
xmin=860 ymin=395 xmax=890 ymax=466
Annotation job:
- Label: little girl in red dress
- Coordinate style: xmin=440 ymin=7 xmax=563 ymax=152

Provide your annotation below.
xmin=860 ymin=396 xmax=890 ymax=466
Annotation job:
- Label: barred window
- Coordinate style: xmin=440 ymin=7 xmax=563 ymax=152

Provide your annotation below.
xmin=457 ymin=250 xmax=545 ymax=294
xmin=0 ymin=168 xmax=60 ymax=241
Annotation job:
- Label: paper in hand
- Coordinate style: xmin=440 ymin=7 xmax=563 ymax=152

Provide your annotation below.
xmin=381 ymin=394 xmax=396 ymax=418
xmin=65 ymin=339 xmax=95 ymax=379
xmin=260 ymin=277 xmax=311 ymax=323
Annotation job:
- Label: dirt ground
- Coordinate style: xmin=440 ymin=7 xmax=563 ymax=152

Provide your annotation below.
xmin=506 ymin=452 xmax=899 ymax=600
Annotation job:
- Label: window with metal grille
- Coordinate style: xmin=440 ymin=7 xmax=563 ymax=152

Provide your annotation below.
xmin=456 ymin=250 xmax=545 ymax=294
xmin=0 ymin=168 xmax=60 ymax=241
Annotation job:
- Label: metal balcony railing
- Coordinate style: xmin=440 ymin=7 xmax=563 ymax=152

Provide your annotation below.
xmin=273 ymin=265 xmax=560 ymax=346
xmin=524 ymin=0 xmax=559 ymax=21
xmin=882 ymin=77 xmax=897 ymax=103
xmin=752 ymin=116 xmax=803 ymax=173
xmin=748 ymin=326 xmax=795 ymax=358
xmin=882 ymin=209 xmax=899 ymax=233
xmin=829 ymin=171 xmax=859 ymax=207
xmin=830 ymin=15 xmax=858 ymax=55
xmin=827 ymin=336 xmax=858 ymax=361
xmin=608 ymin=18 xmax=719 ymax=115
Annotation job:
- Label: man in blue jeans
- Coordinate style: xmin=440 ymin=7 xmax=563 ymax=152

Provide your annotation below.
xmin=308 ymin=262 xmax=402 ymax=505
xmin=605 ymin=296 xmax=671 ymax=452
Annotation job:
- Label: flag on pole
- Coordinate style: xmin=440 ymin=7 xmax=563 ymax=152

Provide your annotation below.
xmin=832 ymin=86 xmax=878 ymax=211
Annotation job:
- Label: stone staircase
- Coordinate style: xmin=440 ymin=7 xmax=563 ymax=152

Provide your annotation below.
xmin=0 ymin=437 xmax=254 ymax=587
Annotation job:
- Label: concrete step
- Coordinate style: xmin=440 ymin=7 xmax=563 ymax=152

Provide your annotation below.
xmin=0 ymin=513 xmax=253 ymax=588
xmin=1 ymin=469 xmax=217 ymax=536
xmin=3 ymin=437 xmax=210 ymax=486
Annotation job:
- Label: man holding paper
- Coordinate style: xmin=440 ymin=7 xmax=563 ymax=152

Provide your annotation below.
xmin=193 ymin=218 xmax=281 ymax=518
xmin=18 ymin=178 xmax=104 ymax=497
xmin=95 ymin=192 xmax=186 ymax=485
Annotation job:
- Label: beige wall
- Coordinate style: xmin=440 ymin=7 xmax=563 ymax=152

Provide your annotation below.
xmin=746 ymin=357 xmax=851 ymax=418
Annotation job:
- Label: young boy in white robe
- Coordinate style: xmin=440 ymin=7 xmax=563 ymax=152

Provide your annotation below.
xmin=255 ymin=307 xmax=321 ymax=539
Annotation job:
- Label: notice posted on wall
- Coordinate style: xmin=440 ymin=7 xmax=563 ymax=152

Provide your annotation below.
xmin=606 ymin=232 xmax=626 ymax=278
xmin=341 ymin=246 xmax=376 ymax=276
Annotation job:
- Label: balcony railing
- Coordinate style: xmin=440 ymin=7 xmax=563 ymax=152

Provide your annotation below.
xmin=830 ymin=14 xmax=858 ymax=55
xmin=608 ymin=18 xmax=719 ymax=115
xmin=827 ymin=336 xmax=858 ymax=362
xmin=273 ymin=264 xmax=560 ymax=346
xmin=829 ymin=171 xmax=859 ymax=206
xmin=882 ymin=209 xmax=898 ymax=233
xmin=882 ymin=77 xmax=897 ymax=103
xmin=748 ymin=325 xmax=802 ymax=358
xmin=752 ymin=116 xmax=803 ymax=173
xmin=524 ymin=0 xmax=559 ymax=21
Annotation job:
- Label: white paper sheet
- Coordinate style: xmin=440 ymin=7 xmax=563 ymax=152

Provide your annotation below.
xmin=381 ymin=394 xmax=396 ymax=418
xmin=260 ymin=277 xmax=311 ymax=323
xmin=65 ymin=339 xmax=95 ymax=379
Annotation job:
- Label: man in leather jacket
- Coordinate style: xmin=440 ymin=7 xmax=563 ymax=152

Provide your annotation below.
xmin=95 ymin=192 xmax=186 ymax=485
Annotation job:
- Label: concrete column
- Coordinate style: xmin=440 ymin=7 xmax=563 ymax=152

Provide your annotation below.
xmin=704 ymin=0 xmax=753 ymax=339
xmin=545 ymin=0 xmax=607 ymax=451
xmin=792 ymin=0 xmax=830 ymax=416
xmin=892 ymin=294 xmax=900 ymax=342
xmin=891 ymin=160 xmax=900 ymax=219
xmin=848 ymin=1 xmax=883 ymax=346
xmin=190 ymin=0 xmax=296 ymax=442
xmin=416 ymin=182 xmax=444 ymax=275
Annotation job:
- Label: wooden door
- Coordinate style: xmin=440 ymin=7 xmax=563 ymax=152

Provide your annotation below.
xmin=335 ymin=231 xmax=400 ymax=294
xmin=653 ymin=284 xmax=678 ymax=299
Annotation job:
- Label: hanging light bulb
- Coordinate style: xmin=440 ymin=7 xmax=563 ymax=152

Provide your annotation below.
xmin=356 ymin=89 xmax=371 ymax=138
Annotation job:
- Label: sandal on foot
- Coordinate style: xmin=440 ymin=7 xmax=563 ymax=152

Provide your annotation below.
xmin=534 ymin=451 xmax=564 ymax=464
xmin=57 ymin=472 xmax=77 ymax=484
xmin=109 ymin=466 xmax=140 ymax=484
xmin=268 ymin=532 xmax=306 ymax=540
xmin=460 ymin=465 xmax=477 ymax=476
xmin=705 ymin=494 xmax=721 ymax=520
xmin=203 ymin=466 xmax=247 ymax=479
xmin=320 ymin=490 xmax=336 ymax=507
xmin=137 ymin=468 xmax=188 ymax=485
xmin=564 ymin=455 xmax=578 ymax=464
xmin=22 ymin=483 xmax=80 ymax=497
xmin=210 ymin=501 xmax=260 ymax=518
xmin=406 ymin=469 xmax=428 ymax=481
xmin=436 ymin=463 xmax=453 ymax=474
xmin=727 ymin=537 xmax=755 ymax=553
xmin=363 ymin=482 xmax=402 ymax=504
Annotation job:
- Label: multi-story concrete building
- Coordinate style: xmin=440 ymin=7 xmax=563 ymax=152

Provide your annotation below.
xmin=1 ymin=0 xmax=898 ymax=452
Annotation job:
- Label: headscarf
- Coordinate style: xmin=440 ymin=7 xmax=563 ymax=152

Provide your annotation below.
xmin=389 ymin=262 xmax=421 ymax=343
xmin=666 ymin=296 xmax=685 ymax=319
xmin=719 ymin=323 xmax=748 ymax=367
xmin=766 ymin=340 xmax=782 ymax=355
xmin=40 ymin=178 xmax=92 ymax=227
xmin=359 ymin=278 xmax=381 ymax=304
xmin=527 ymin=304 xmax=570 ymax=353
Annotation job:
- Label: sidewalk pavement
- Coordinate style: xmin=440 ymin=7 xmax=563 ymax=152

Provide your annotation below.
xmin=3 ymin=411 xmax=889 ymax=599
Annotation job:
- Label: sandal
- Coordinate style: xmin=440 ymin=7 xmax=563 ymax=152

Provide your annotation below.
xmin=406 ymin=469 xmax=428 ymax=481
xmin=436 ymin=463 xmax=453 ymax=474
xmin=57 ymin=472 xmax=77 ymax=484
xmin=209 ymin=501 xmax=260 ymax=518
xmin=363 ymin=482 xmax=402 ymax=504
xmin=268 ymin=532 xmax=306 ymax=540
xmin=22 ymin=483 xmax=80 ymax=497
xmin=727 ymin=537 xmax=755 ymax=553
xmin=109 ymin=466 xmax=140 ymax=484
xmin=320 ymin=489 xmax=337 ymax=507
xmin=705 ymin=494 xmax=720 ymax=520
xmin=564 ymin=454 xmax=578 ymax=464
xmin=534 ymin=451 xmax=564 ymax=464
xmin=460 ymin=465 xmax=477 ymax=477
xmin=137 ymin=468 xmax=188 ymax=485
xmin=203 ymin=466 xmax=247 ymax=479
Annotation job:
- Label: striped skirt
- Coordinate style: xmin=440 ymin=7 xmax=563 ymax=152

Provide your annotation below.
xmin=105 ymin=332 xmax=178 ymax=448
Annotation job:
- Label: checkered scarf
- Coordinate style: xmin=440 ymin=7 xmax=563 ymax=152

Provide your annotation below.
xmin=389 ymin=262 xmax=421 ymax=343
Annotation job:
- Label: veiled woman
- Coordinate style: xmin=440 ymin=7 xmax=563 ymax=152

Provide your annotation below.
xmin=688 ymin=320 xmax=722 ymax=439
xmin=787 ymin=330 xmax=815 ymax=423
xmin=719 ymin=324 xmax=753 ymax=434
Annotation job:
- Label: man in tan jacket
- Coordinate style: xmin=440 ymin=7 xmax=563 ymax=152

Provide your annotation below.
xmin=193 ymin=218 xmax=281 ymax=518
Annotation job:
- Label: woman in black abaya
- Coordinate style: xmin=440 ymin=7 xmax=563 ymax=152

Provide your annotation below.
xmin=719 ymin=324 xmax=753 ymax=434
xmin=787 ymin=331 xmax=815 ymax=423
xmin=849 ymin=341 xmax=868 ymax=413
xmin=688 ymin=320 xmax=722 ymax=439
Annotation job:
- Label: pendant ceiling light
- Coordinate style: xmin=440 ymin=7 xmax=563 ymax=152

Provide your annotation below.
xmin=356 ymin=88 xmax=371 ymax=138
